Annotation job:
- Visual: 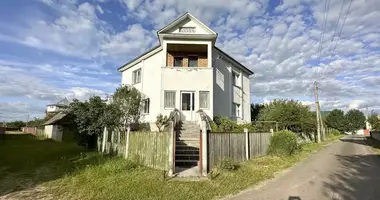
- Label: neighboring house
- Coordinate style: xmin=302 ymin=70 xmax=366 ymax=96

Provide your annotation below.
xmin=46 ymin=98 xmax=69 ymax=116
xmin=118 ymin=13 xmax=253 ymax=130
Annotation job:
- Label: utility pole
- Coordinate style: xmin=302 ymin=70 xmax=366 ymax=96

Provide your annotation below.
xmin=314 ymin=81 xmax=321 ymax=143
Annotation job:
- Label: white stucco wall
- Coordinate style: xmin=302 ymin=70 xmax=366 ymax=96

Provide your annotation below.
xmin=213 ymin=48 xmax=251 ymax=122
xmin=121 ymin=50 xmax=163 ymax=124
xmin=44 ymin=125 xmax=62 ymax=141
xmin=160 ymin=67 xmax=213 ymax=121
xmin=46 ymin=106 xmax=57 ymax=112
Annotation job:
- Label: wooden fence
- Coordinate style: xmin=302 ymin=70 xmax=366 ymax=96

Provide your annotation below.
xmin=208 ymin=131 xmax=272 ymax=170
xmin=128 ymin=132 xmax=170 ymax=170
xmin=99 ymin=129 xmax=171 ymax=171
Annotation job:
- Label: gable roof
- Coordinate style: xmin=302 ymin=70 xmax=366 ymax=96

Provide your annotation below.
xmin=157 ymin=12 xmax=217 ymax=36
xmin=117 ymin=45 xmax=161 ymax=72
xmin=214 ymin=46 xmax=254 ymax=75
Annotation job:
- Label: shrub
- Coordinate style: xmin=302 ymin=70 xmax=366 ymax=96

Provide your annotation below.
xmin=268 ymin=130 xmax=298 ymax=157
xmin=156 ymin=114 xmax=169 ymax=132
xmin=329 ymin=129 xmax=341 ymax=136
xmin=216 ymin=158 xmax=237 ymax=171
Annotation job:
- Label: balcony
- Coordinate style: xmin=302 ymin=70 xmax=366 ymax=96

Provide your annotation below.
xmin=166 ymin=44 xmax=209 ymax=68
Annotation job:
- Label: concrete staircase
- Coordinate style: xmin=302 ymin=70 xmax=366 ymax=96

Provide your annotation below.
xmin=175 ymin=121 xmax=200 ymax=172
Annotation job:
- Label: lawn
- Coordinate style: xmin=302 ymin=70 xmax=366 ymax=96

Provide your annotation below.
xmin=0 ymin=134 xmax=342 ymax=200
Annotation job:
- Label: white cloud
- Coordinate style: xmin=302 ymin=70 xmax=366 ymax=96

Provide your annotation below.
xmin=96 ymin=5 xmax=104 ymax=14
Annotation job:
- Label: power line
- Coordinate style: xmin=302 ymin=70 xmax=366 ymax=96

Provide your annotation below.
xmin=316 ymin=0 xmax=331 ymax=68
xmin=325 ymin=0 xmax=346 ymax=56
xmin=321 ymin=0 xmax=353 ymax=78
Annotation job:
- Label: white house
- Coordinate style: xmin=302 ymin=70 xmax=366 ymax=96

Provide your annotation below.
xmin=46 ymin=98 xmax=69 ymax=115
xmin=118 ymin=13 xmax=253 ymax=129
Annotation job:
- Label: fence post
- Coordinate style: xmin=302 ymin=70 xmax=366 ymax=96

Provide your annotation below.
xmin=102 ymin=127 xmax=108 ymax=153
xmin=168 ymin=121 xmax=175 ymax=176
xmin=201 ymin=121 xmax=208 ymax=176
xmin=244 ymin=128 xmax=249 ymax=160
xmin=125 ymin=126 xmax=131 ymax=159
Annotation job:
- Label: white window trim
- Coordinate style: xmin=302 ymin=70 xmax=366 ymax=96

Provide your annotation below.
xmin=232 ymin=103 xmax=240 ymax=118
xmin=199 ymin=91 xmax=210 ymax=109
xmin=164 ymin=91 xmax=176 ymax=109
xmin=132 ymin=68 xmax=141 ymax=84
xmin=232 ymin=71 xmax=240 ymax=87
xmin=142 ymin=98 xmax=150 ymax=114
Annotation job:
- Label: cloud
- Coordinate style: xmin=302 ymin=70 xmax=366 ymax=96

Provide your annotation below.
xmin=1 ymin=0 xmax=380 ymax=120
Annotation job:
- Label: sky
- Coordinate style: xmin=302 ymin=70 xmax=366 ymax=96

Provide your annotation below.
xmin=0 ymin=0 xmax=379 ymax=121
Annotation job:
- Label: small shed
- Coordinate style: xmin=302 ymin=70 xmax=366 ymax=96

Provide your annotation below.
xmin=44 ymin=112 xmax=70 ymax=141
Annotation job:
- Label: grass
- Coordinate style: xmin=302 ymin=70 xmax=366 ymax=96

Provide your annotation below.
xmin=0 ymin=133 xmax=343 ymax=200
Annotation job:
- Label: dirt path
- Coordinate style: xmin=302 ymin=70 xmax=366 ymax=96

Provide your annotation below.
xmin=225 ymin=135 xmax=380 ymax=200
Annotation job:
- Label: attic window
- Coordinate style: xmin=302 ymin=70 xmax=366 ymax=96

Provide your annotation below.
xmin=179 ymin=27 xmax=195 ymax=33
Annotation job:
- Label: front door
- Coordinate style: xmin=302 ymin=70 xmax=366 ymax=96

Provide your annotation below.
xmin=181 ymin=91 xmax=195 ymax=121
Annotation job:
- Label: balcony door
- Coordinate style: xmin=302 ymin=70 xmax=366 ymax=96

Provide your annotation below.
xmin=181 ymin=91 xmax=195 ymax=121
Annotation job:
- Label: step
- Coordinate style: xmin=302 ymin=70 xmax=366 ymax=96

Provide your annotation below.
xmin=175 ymin=146 xmax=200 ymax=151
xmin=175 ymin=149 xmax=199 ymax=154
xmin=176 ymin=137 xmax=199 ymax=141
xmin=176 ymin=141 xmax=199 ymax=147
xmin=176 ymin=155 xmax=199 ymax=161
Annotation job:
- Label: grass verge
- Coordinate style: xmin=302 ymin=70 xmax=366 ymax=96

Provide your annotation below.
xmin=0 ymin=134 xmax=343 ymax=200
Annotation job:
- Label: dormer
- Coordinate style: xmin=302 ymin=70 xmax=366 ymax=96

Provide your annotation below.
xmin=157 ymin=12 xmax=218 ymax=45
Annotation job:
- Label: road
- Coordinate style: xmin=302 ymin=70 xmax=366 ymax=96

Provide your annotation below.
xmin=226 ymin=135 xmax=380 ymax=200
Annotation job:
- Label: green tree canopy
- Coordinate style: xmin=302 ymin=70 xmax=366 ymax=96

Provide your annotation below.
xmin=112 ymin=86 xmax=142 ymax=131
xmin=345 ymin=109 xmax=366 ymax=133
xmin=258 ymin=99 xmax=316 ymax=133
xmin=325 ymin=109 xmax=346 ymax=132
xmin=251 ymin=103 xmax=264 ymax=121
xmin=6 ymin=121 xmax=26 ymax=129
xmin=367 ymin=111 xmax=380 ymax=131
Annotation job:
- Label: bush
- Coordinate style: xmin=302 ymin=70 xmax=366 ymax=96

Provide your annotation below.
xmin=329 ymin=129 xmax=341 ymax=136
xmin=216 ymin=158 xmax=237 ymax=171
xmin=268 ymin=130 xmax=298 ymax=157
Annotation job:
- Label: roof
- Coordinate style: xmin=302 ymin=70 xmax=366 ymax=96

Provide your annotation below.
xmin=117 ymin=45 xmax=161 ymax=72
xmin=117 ymin=12 xmax=253 ymax=75
xmin=47 ymin=97 xmax=70 ymax=106
xmin=44 ymin=112 xmax=68 ymax=125
xmin=157 ymin=12 xmax=217 ymax=36
xmin=214 ymin=46 xmax=254 ymax=75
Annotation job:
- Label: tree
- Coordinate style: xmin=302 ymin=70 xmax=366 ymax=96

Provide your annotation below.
xmin=345 ymin=109 xmax=366 ymax=134
xmin=6 ymin=121 xmax=26 ymax=130
xmin=69 ymin=96 xmax=108 ymax=148
xmin=112 ymin=86 xmax=142 ymax=131
xmin=251 ymin=103 xmax=264 ymax=121
xmin=367 ymin=111 xmax=380 ymax=131
xmin=325 ymin=109 xmax=346 ymax=132
xmin=258 ymin=99 xmax=316 ymax=133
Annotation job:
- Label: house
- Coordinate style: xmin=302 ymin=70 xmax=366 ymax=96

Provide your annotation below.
xmin=46 ymin=98 xmax=69 ymax=117
xmin=118 ymin=13 xmax=253 ymax=130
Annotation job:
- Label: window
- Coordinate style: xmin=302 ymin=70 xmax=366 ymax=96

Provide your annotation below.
xmin=142 ymin=99 xmax=150 ymax=114
xmin=179 ymin=27 xmax=195 ymax=33
xmin=164 ymin=91 xmax=176 ymax=108
xmin=199 ymin=91 xmax=209 ymax=109
xmin=174 ymin=57 xmax=183 ymax=67
xmin=132 ymin=69 xmax=141 ymax=84
xmin=232 ymin=71 xmax=240 ymax=87
xmin=232 ymin=103 xmax=240 ymax=117
xmin=188 ymin=56 xmax=198 ymax=67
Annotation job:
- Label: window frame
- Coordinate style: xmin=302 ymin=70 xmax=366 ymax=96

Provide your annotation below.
xmin=142 ymin=98 xmax=150 ymax=114
xmin=232 ymin=103 xmax=240 ymax=118
xmin=188 ymin=56 xmax=198 ymax=67
xmin=132 ymin=68 xmax=141 ymax=84
xmin=174 ymin=56 xmax=183 ymax=67
xmin=164 ymin=91 xmax=176 ymax=109
xmin=199 ymin=91 xmax=210 ymax=109
xmin=232 ymin=71 xmax=240 ymax=87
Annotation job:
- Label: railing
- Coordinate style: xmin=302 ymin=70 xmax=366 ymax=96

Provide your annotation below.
xmin=196 ymin=109 xmax=211 ymax=130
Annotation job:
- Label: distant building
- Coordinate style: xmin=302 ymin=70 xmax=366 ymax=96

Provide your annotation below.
xmin=46 ymin=98 xmax=69 ymax=116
